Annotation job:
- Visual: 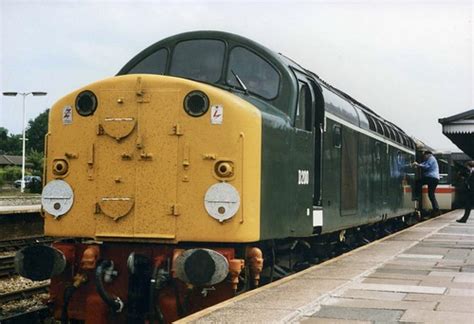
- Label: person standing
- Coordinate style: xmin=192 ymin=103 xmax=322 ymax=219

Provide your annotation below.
xmin=457 ymin=161 xmax=474 ymax=223
xmin=413 ymin=151 xmax=440 ymax=215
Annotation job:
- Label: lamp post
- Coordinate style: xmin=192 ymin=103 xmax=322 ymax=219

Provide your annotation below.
xmin=3 ymin=91 xmax=47 ymax=193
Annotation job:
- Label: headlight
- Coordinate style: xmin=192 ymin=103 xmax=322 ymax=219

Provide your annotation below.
xmin=75 ymin=90 xmax=98 ymax=116
xmin=15 ymin=245 xmax=66 ymax=281
xmin=52 ymin=159 xmax=69 ymax=176
xmin=174 ymin=249 xmax=229 ymax=286
xmin=215 ymin=161 xmax=234 ymax=178
xmin=183 ymin=90 xmax=209 ymax=117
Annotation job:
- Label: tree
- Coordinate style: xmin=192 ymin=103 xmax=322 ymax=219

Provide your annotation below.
xmin=27 ymin=150 xmax=44 ymax=177
xmin=26 ymin=109 xmax=49 ymax=154
xmin=0 ymin=127 xmax=22 ymax=155
xmin=0 ymin=127 xmax=7 ymax=143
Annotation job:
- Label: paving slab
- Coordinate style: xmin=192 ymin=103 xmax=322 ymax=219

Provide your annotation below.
xmin=376 ymin=268 xmax=430 ymax=275
xmin=436 ymin=298 xmax=474 ymax=313
xmin=301 ymin=318 xmax=370 ymax=324
xmin=418 ymin=280 xmax=474 ymax=289
xmin=308 ymin=306 xmax=404 ymax=323
xmin=341 ymin=289 xmax=407 ymax=301
xmin=350 ymin=283 xmax=446 ymax=294
xmin=367 ymin=272 xmax=454 ymax=284
xmin=320 ymin=296 xmax=437 ymax=311
xmin=397 ymin=253 xmax=444 ymax=259
xmin=400 ymin=309 xmax=473 ymax=323
xmin=446 ymin=288 xmax=474 ymax=296
xmin=179 ymin=210 xmax=474 ymax=323
xmin=362 ymin=277 xmax=421 ymax=286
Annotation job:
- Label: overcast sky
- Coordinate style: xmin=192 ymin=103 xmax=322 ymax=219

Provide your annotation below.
xmin=1 ymin=0 xmax=472 ymax=152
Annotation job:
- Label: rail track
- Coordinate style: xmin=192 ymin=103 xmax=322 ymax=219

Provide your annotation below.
xmin=0 ymin=236 xmax=54 ymax=253
xmin=0 ymin=236 xmax=53 ymax=322
xmin=0 ymin=282 xmax=49 ymax=305
xmin=0 ymin=255 xmax=15 ymax=278
xmin=0 ymin=306 xmax=50 ymax=324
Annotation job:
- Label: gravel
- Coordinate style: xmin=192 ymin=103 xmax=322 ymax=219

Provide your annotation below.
xmin=0 ymin=276 xmax=49 ymax=294
xmin=0 ymin=276 xmax=50 ymax=317
xmin=0 ymin=293 xmax=48 ymax=316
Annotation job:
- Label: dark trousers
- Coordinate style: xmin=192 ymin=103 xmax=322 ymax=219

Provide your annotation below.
xmin=417 ymin=177 xmax=439 ymax=211
xmin=460 ymin=192 xmax=474 ymax=221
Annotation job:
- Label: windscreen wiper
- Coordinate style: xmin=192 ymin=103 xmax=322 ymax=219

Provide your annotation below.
xmin=231 ymin=70 xmax=249 ymax=95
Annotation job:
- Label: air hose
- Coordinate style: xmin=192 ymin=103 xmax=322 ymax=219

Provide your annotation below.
xmin=95 ymin=260 xmax=124 ymax=313
xmin=149 ymin=266 xmax=168 ymax=324
xmin=61 ymin=285 xmax=77 ymax=324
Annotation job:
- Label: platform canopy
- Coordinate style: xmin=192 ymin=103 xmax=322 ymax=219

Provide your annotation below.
xmin=439 ymin=109 xmax=474 ymax=158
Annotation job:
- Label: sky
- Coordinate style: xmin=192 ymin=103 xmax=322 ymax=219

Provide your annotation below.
xmin=0 ymin=0 xmax=472 ymax=152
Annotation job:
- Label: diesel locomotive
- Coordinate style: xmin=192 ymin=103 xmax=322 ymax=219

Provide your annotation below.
xmin=16 ymin=31 xmax=420 ymax=323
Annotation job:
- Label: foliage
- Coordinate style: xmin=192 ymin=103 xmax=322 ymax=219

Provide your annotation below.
xmin=27 ymin=150 xmax=44 ymax=177
xmin=26 ymin=109 xmax=49 ymax=154
xmin=0 ymin=127 xmax=22 ymax=155
xmin=2 ymin=166 xmax=22 ymax=181
xmin=0 ymin=109 xmax=49 ymax=156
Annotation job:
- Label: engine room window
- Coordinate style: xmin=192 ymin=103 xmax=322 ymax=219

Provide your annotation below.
xmin=341 ymin=127 xmax=358 ymax=215
xmin=170 ymin=40 xmax=225 ymax=83
xmin=128 ymin=48 xmax=168 ymax=74
xmin=333 ymin=125 xmax=342 ymax=148
xmin=295 ymin=83 xmax=312 ymax=131
xmin=226 ymin=46 xmax=280 ymax=99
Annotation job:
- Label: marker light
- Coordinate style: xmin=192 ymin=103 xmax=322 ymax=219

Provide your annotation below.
xmin=183 ymin=90 xmax=209 ymax=117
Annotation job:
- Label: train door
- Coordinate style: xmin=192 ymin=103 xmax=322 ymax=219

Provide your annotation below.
xmin=133 ymin=89 xmax=179 ymax=239
xmin=374 ymin=141 xmax=383 ymax=211
xmin=94 ymin=86 xmax=179 ymax=239
xmin=291 ymin=71 xmax=315 ymax=233
xmin=95 ymin=90 xmax=139 ymax=237
xmin=310 ymin=80 xmax=324 ymax=207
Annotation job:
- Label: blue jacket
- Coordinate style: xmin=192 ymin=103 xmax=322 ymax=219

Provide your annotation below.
xmin=418 ymin=155 xmax=439 ymax=179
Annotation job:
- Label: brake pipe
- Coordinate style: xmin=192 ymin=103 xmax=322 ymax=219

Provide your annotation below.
xmin=95 ymin=260 xmax=124 ymax=313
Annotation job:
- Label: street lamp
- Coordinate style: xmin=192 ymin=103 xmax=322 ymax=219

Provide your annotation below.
xmin=2 ymin=91 xmax=47 ymax=193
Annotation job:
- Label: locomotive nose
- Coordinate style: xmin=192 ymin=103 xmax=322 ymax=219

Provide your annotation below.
xmin=174 ymin=249 xmax=229 ymax=286
xmin=15 ymin=245 xmax=66 ymax=281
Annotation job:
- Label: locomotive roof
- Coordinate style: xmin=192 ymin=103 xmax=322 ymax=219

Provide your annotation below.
xmin=118 ymin=30 xmax=298 ymax=118
xmin=118 ymin=30 xmax=414 ymax=150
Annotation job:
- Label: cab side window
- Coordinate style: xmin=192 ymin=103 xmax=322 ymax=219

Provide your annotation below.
xmin=295 ymin=83 xmax=312 ymax=131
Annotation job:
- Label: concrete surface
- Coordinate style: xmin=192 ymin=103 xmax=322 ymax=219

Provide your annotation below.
xmin=0 ymin=205 xmax=41 ymax=215
xmin=178 ymin=210 xmax=474 ymax=323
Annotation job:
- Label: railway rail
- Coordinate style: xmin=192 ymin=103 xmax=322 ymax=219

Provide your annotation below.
xmin=0 ymin=282 xmax=49 ymax=305
xmin=0 ymin=306 xmax=50 ymax=324
xmin=0 ymin=236 xmax=54 ymax=253
xmin=0 ymin=255 xmax=15 ymax=278
xmin=0 ymin=236 xmax=53 ymax=322
xmin=0 ymin=236 xmax=55 ymax=278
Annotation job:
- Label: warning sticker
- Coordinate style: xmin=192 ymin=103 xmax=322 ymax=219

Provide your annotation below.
xmin=63 ymin=106 xmax=73 ymax=125
xmin=211 ymin=105 xmax=223 ymax=125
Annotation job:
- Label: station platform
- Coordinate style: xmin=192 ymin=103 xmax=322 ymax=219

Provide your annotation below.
xmin=0 ymin=205 xmax=41 ymax=215
xmin=179 ymin=210 xmax=473 ymax=323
